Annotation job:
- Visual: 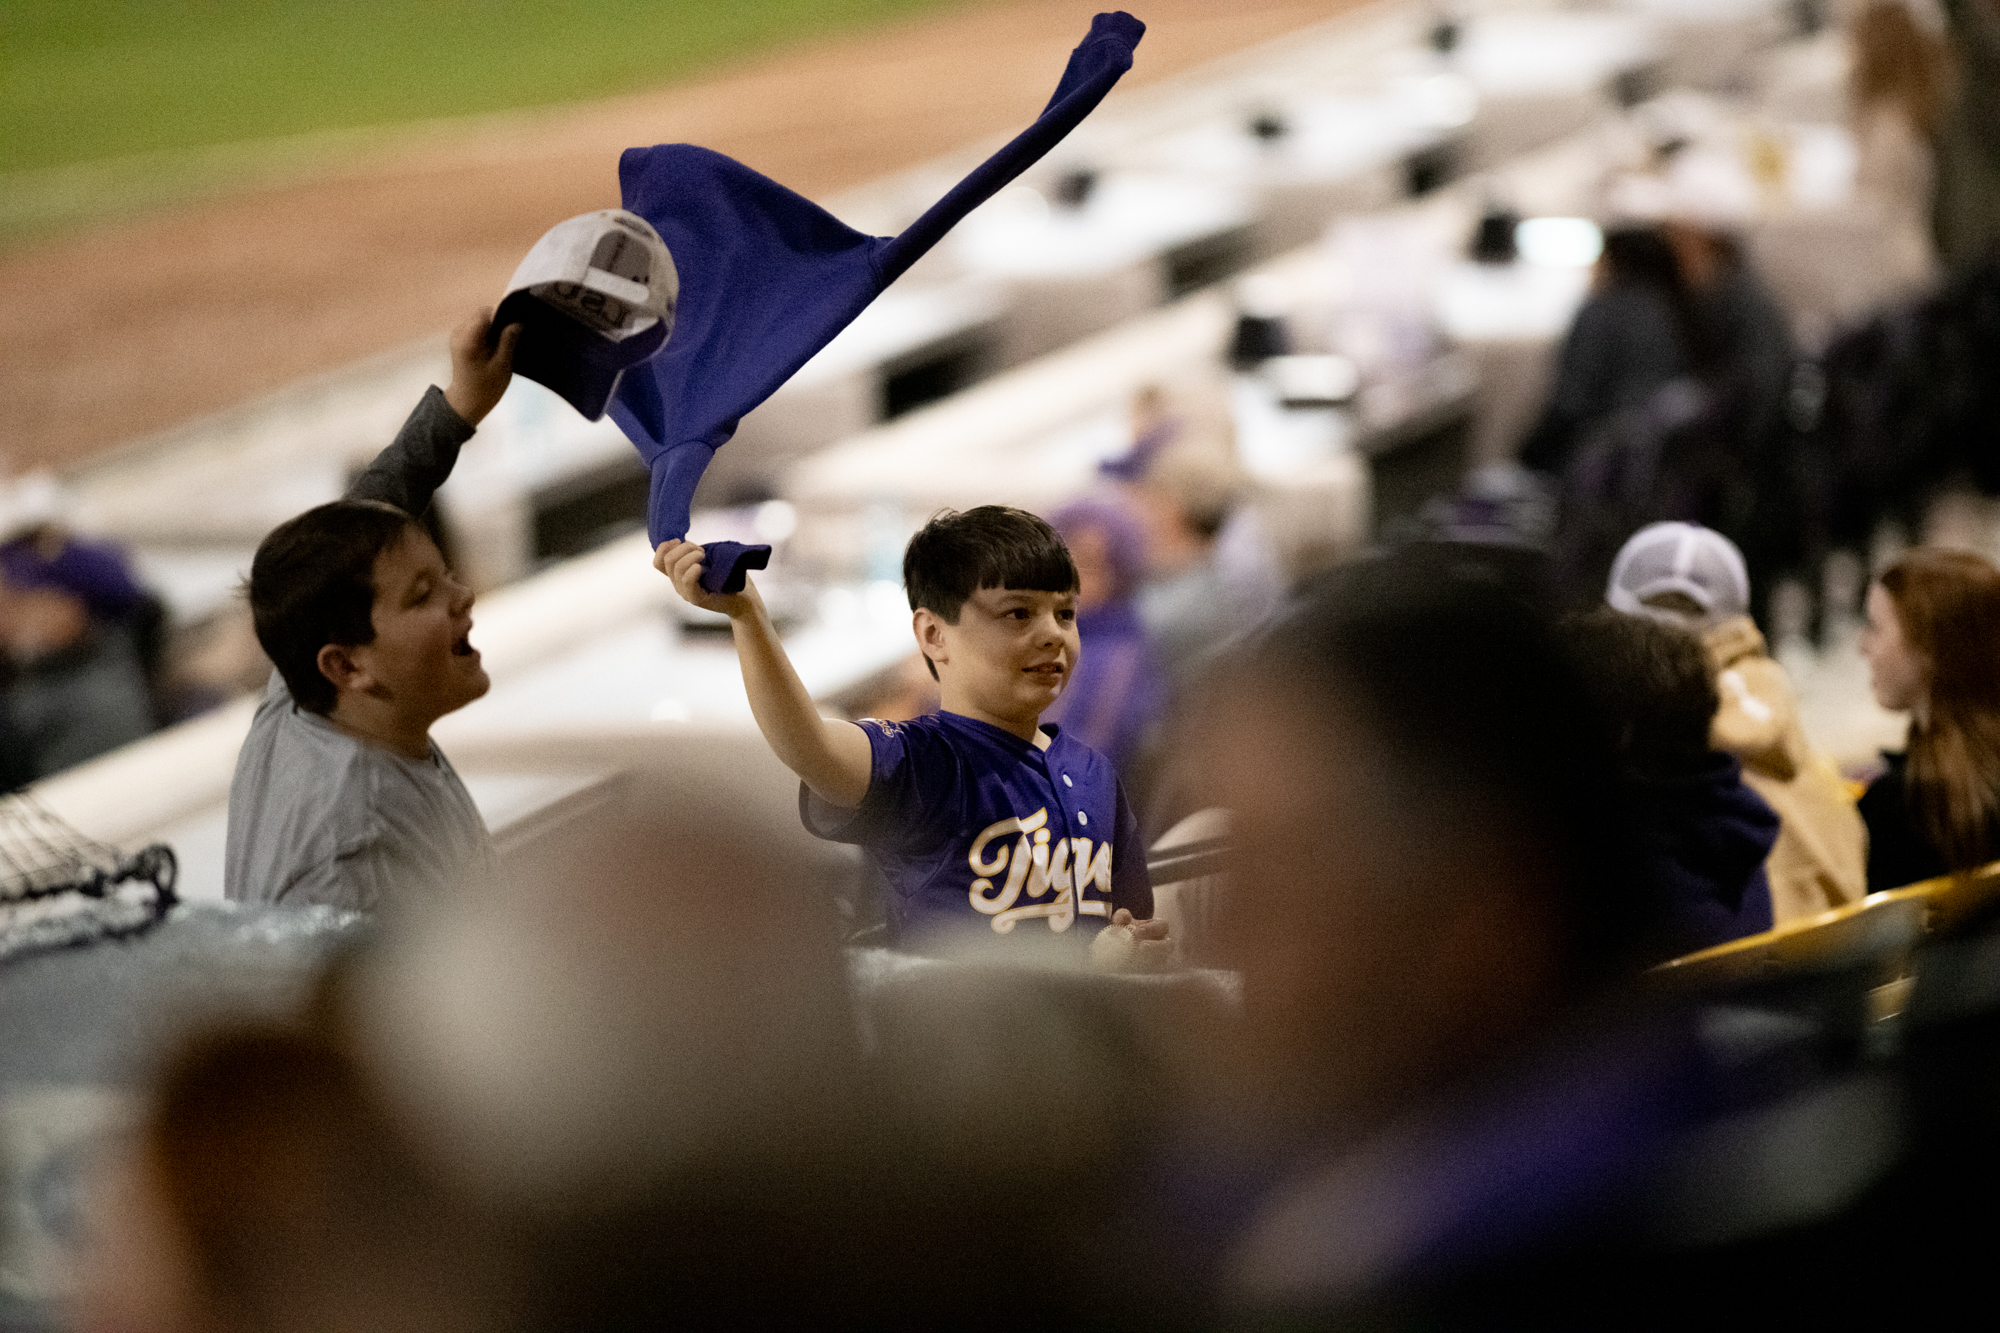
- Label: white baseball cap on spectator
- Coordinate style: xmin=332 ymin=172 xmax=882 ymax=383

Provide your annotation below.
xmin=1606 ymin=521 xmax=1750 ymax=626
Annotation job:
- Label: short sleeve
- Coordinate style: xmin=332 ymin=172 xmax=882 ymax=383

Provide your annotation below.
xmin=1108 ymin=779 xmax=1153 ymax=920
xmin=271 ymin=845 xmax=381 ymax=913
xmin=798 ymin=718 xmax=950 ymax=852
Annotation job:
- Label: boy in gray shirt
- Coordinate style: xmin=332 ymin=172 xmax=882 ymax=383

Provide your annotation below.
xmin=224 ymin=310 xmax=519 ymax=910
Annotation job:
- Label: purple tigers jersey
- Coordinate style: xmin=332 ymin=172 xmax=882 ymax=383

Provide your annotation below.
xmin=800 ymin=711 xmax=1153 ymax=946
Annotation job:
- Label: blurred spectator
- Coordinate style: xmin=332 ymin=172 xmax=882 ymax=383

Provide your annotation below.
xmin=1851 ymin=1 xmax=1949 ymax=294
xmin=0 ymin=702 xmax=32 ymax=792
xmin=1191 ymin=558 xmax=1664 ymax=1119
xmin=76 ymin=796 xmax=882 ymax=1330
xmin=1608 ymin=523 xmax=1866 ymax=923
xmin=1671 ymin=221 xmax=1808 ymax=628
xmin=1099 ymin=383 xmax=1183 ymax=485
xmin=1858 ymin=547 xmax=2000 ymax=891
xmin=1933 ymin=0 xmax=2000 ymax=271
xmin=1150 ymin=556 xmax=1907 ymax=1328
xmin=1159 ymin=553 xmax=1714 ymax=1319
xmin=1044 ymin=497 xmax=1166 ymax=778
xmin=1518 ymin=227 xmax=1707 ymax=482
xmin=1562 ymin=608 xmax=1777 ymax=957
xmin=69 ymin=1021 xmax=507 ymax=1333
xmin=1102 ymin=384 xmax=1283 ymax=688
xmin=1126 ymin=444 xmax=1280 ymax=689
xmin=1525 ymin=226 xmax=1767 ymax=611
xmin=0 ymin=532 xmax=158 ymax=780
xmin=1664 ymin=226 xmax=1792 ymax=419
xmin=348 ymin=789 xmax=1152 ymax=1327
xmin=1664 ymin=222 xmax=1796 ymax=562
xmin=0 ymin=526 xmax=148 ymax=625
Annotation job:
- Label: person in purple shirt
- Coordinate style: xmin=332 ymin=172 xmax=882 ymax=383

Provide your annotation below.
xmin=0 ymin=519 xmax=158 ymax=777
xmin=0 ymin=530 xmax=147 ymax=623
xmin=1044 ymin=497 xmax=1166 ymax=781
xmin=656 ymin=505 xmax=1166 ymax=957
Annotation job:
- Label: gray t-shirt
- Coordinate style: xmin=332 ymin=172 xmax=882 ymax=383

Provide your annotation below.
xmin=224 ymin=673 xmax=493 ymax=910
xmin=223 ymin=384 xmax=491 ymax=911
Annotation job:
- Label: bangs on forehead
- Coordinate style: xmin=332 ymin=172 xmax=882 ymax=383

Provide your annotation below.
xmin=974 ymin=541 xmax=1080 ymax=596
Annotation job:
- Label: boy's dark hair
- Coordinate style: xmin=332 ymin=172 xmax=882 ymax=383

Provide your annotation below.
xmin=249 ymin=500 xmax=417 ymax=716
xmin=1560 ymin=608 xmax=1719 ymax=778
xmin=903 ymin=507 xmax=1078 ymax=680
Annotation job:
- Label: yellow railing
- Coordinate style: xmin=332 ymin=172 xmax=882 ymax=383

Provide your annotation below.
xmin=1649 ymin=859 xmax=2000 ymax=995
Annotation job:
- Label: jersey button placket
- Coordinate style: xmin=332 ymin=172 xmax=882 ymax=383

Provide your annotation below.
xmin=1046 ymin=762 xmax=1089 ymax=916
xmin=1032 ymin=749 xmax=1075 ymax=851
xmin=1060 ymin=774 xmax=1083 ymax=837
xmin=1041 ymin=760 xmax=1076 ymax=853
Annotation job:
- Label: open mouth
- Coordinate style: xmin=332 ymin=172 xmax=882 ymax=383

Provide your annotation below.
xmin=452 ymin=633 xmax=478 ymax=658
xmin=1024 ymin=663 xmax=1064 ymax=683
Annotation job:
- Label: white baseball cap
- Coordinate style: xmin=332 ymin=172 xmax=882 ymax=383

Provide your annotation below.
xmin=495 ymin=210 xmax=678 ymax=421
xmin=1606 ymin=521 xmax=1749 ymax=624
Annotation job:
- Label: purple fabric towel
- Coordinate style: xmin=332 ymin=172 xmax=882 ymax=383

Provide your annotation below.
xmin=609 ymin=12 xmax=1145 ymax=556
xmin=698 ymin=540 xmax=771 ymax=595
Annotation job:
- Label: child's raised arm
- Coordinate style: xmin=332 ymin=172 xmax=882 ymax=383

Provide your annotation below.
xmin=346 ymin=308 xmax=520 ymax=517
xmin=655 ymin=539 xmax=872 ymax=808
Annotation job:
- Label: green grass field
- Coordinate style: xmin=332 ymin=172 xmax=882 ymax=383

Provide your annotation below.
xmin=0 ymin=0 xmax=969 ymax=176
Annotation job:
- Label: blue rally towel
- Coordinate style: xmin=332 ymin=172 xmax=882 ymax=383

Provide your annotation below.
xmin=611 ymin=12 xmax=1144 ymax=589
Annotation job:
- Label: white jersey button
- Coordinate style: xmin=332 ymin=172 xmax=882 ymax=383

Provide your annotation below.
xmin=1063 ymin=774 xmax=1073 ymax=787
xmin=1078 ymin=810 xmax=1089 ymax=825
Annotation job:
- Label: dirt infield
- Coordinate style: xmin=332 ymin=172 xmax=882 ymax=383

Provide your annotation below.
xmin=0 ymin=0 xmax=1367 ymax=477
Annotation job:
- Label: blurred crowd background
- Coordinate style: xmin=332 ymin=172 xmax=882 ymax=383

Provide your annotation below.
xmin=12 ymin=0 xmax=2000 ymax=1327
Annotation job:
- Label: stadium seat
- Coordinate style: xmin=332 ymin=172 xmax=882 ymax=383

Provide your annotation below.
xmin=1872 ymin=858 xmax=2000 ymax=939
xmin=1651 ymin=892 xmax=1928 ymax=994
xmin=1651 ymin=893 xmax=1932 ymax=1069
xmin=1147 ymin=808 xmax=1229 ymax=967
xmin=1652 ymin=858 xmax=2000 ymax=988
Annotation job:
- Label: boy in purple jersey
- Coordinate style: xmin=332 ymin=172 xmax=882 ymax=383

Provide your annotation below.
xmin=656 ymin=505 xmax=1168 ymax=957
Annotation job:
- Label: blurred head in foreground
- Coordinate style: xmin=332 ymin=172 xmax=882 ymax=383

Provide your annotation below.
xmin=1186 ymin=553 xmax=1650 ymax=1130
xmin=352 ymin=792 xmax=877 ymax=1327
xmin=76 ymin=789 xmax=869 ymax=1331
xmin=68 ymin=1022 xmax=506 ymax=1333
xmin=80 ymin=778 xmax=1174 ymax=1329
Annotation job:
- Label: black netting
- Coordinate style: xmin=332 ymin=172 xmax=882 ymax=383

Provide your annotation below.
xmin=0 ymin=793 xmax=178 ymax=965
